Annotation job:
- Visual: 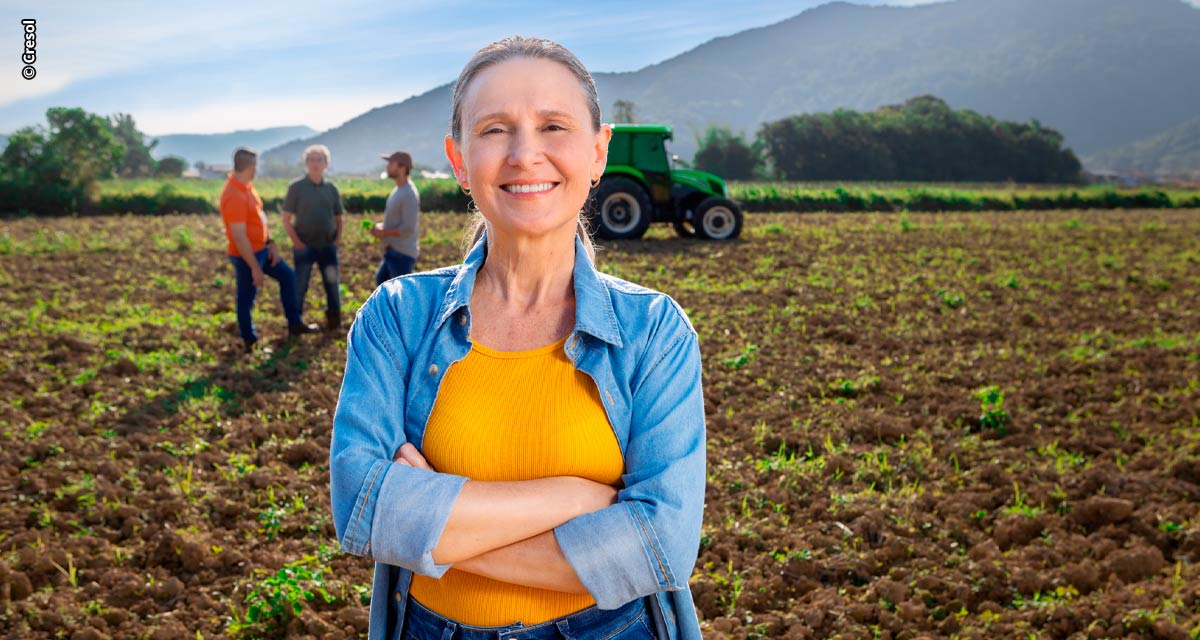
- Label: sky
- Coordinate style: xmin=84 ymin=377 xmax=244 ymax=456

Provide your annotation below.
xmin=0 ymin=0 xmax=952 ymax=137
xmin=2 ymin=0 xmax=1198 ymax=137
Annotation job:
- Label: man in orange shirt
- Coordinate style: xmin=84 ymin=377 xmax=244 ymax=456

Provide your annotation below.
xmin=220 ymin=147 xmax=318 ymax=353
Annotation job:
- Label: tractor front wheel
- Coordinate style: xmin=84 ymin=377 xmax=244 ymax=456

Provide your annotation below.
xmin=694 ymin=197 xmax=743 ymax=240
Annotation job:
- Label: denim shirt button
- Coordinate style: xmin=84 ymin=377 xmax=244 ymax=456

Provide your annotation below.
xmin=393 ymin=591 xmax=402 ymax=602
xmin=459 ymin=313 xmax=468 ymax=326
xmin=428 ymin=364 xmax=439 ymax=376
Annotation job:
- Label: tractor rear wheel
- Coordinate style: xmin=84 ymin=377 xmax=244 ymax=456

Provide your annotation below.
xmin=591 ymin=177 xmax=652 ymax=239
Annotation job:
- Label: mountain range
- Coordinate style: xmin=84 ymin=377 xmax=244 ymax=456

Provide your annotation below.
xmin=234 ymin=0 xmax=1200 ymax=176
xmin=149 ymin=126 xmax=317 ymax=167
xmin=1085 ymin=116 xmax=1200 ymax=180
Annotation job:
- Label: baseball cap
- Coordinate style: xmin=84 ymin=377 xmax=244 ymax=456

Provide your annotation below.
xmin=380 ymin=151 xmax=413 ymax=168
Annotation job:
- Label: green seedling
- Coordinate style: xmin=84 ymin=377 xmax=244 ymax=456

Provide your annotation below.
xmin=228 ymin=558 xmax=336 ymax=637
xmin=975 ymin=385 xmax=1010 ymax=434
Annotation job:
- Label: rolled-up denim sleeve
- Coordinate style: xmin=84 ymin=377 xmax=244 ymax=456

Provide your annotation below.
xmin=330 ymin=297 xmax=466 ymax=577
xmin=555 ymin=329 xmax=706 ymax=609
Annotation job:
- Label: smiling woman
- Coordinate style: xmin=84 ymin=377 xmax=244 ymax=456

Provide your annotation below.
xmin=448 ymin=50 xmax=606 ymax=264
xmin=329 ymin=36 xmax=707 ymax=640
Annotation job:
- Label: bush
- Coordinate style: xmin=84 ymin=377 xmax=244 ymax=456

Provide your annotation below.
xmin=96 ymin=184 xmax=212 ymax=215
xmin=1 ymin=107 xmax=125 ymax=214
xmin=694 ymin=126 xmax=761 ymax=180
xmin=154 ymin=156 xmax=187 ymax=178
xmin=0 ymin=177 xmax=82 ymax=215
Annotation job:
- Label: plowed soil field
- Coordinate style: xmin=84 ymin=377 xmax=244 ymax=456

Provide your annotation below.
xmin=1 ymin=209 xmax=1198 ymax=639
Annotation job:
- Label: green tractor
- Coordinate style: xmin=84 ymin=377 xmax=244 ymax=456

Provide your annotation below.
xmin=590 ymin=124 xmax=743 ymax=240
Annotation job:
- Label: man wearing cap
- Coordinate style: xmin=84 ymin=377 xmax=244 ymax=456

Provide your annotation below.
xmin=283 ymin=144 xmax=345 ymax=330
xmin=371 ymin=151 xmax=421 ymax=285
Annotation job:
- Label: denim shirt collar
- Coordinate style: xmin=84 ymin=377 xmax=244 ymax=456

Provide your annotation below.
xmin=435 ymin=233 xmax=623 ymax=348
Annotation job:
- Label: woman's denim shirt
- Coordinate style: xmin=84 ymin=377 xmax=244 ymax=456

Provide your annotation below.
xmin=330 ymin=235 xmax=707 ymax=640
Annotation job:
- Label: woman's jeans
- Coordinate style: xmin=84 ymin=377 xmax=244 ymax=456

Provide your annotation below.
xmin=228 ymin=249 xmax=304 ymax=344
xmin=293 ymin=245 xmax=341 ymax=319
xmin=402 ymin=597 xmax=655 ymax=640
xmin=376 ymin=248 xmax=416 ymax=286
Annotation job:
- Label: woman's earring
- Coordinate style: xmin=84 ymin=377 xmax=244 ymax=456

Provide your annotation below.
xmin=461 ymin=184 xmax=471 ymax=196
xmin=590 ymin=177 xmax=600 ymax=189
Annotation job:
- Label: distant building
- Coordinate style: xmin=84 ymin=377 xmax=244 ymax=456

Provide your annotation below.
xmin=191 ymin=163 xmax=232 ymax=179
xmin=1085 ymin=170 xmax=1148 ymax=187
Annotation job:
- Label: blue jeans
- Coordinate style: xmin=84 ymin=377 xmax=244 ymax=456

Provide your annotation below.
xmin=294 ymin=245 xmax=341 ymax=318
xmin=376 ymin=248 xmax=416 ymax=286
xmin=402 ymin=596 xmax=655 ymax=640
xmin=228 ymin=248 xmax=304 ymax=344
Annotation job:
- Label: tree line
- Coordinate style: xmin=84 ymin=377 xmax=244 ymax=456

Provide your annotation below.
xmin=692 ymin=95 xmax=1082 ymax=183
xmin=3 ymin=97 xmax=1085 ymax=214
xmin=1 ymin=107 xmax=186 ymax=213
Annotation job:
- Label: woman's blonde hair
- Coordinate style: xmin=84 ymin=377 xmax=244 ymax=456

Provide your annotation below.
xmin=452 ymin=36 xmax=599 ymax=262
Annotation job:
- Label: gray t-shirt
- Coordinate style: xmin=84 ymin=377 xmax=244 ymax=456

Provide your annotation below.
xmin=284 ymin=176 xmax=344 ymax=248
xmin=382 ymin=182 xmax=420 ymax=259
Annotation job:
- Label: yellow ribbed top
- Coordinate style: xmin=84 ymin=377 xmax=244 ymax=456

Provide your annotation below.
xmin=408 ymin=335 xmax=623 ymax=627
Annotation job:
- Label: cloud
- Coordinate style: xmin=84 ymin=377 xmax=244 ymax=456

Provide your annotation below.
xmin=0 ymin=55 xmax=433 ymax=135
xmin=0 ymin=0 xmax=398 ymax=108
xmin=0 ymin=0 xmax=816 ymax=133
xmin=5 ymin=0 xmax=1070 ymax=135
xmin=136 ymin=94 xmax=399 ymax=136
